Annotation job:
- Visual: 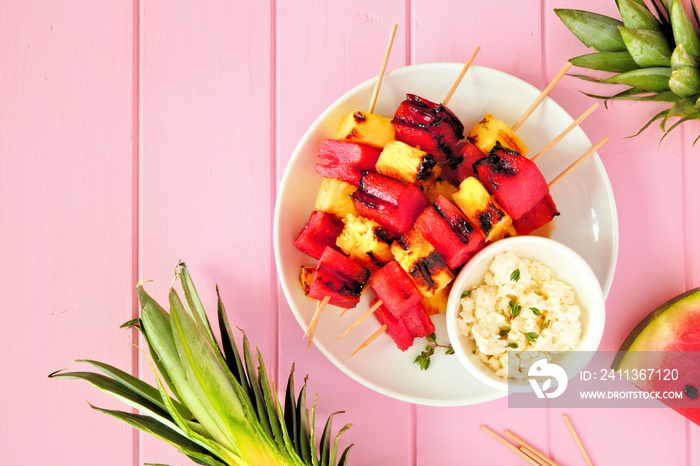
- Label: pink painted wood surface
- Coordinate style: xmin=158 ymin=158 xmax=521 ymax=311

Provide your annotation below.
xmin=3 ymin=1 xmax=700 ymax=465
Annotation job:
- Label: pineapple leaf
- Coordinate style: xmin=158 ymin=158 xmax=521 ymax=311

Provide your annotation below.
xmin=569 ymin=51 xmax=640 ymax=72
xmin=89 ymin=405 xmax=228 ymax=466
xmin=554 ymin=9 xmax=627 ymax=52
xmin=329 ymin=423 xmax=352 ymax=466
xmin=284 ymin=364 xmax=299 ymax=453
xmin=319 ymin=412 xmax=343 ymax=466
xmin=671 ymin=44 xmax=700 ymax=70
xmin=617 ymin=0 xmax=663 ymax=29
xmin=670 ymin=0 xmax=700 ymax=56
xmin=216 ymin=287 xmax=253 ymax=402
xmin=77 ymin=359 xmax=192 ymax=420
xmin=337 ymin=444 xmax=354 ymax=466
xmin=256 ymin=349 xmax=287 ymax=450
xmin=242 ymin=333 xmax=273 ymax=437
xmin=628 ymin=107 xmax=671 ymax=138
xmin=618 ymin=26 xmax=672 ymax=67
xmin=296 ymin=381 xmax=313 ymax=464
xmin=669 ymin=66 xmax=700 ymax=98
xmin=604 ymin=67 xmax=672 ymax=91
xmin=140 ymin=284 xmax=232 ymax=447
xmin=177 ymin=262 xmax=216 ymax=344
xmin=309 ymin=398 xmax=320 ymax=466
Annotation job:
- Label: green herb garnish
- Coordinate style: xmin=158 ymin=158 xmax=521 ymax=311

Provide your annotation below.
xmin=530 ymin=307 xmax=542 ymax=316
xmin=510 ymin=269 xmax=520 ymax=282
xmin=507 ymin=342 xmax=519 ymax=349
xmin=541 ymin=319 xmax=551 ymax=329
xmin=525 ymin=332 xmax=539 ymax=342
xmin=461 ymin=289 xmax=472 ymax=299
xmin=509 ymin=300 xmax=522 ymax=318
xmin=499 ymin=328 xmax=510 ymax=337
xmin=413 ymin=332 xmax=455 ymax=371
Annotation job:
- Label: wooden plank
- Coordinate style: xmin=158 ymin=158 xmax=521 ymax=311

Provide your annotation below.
xmin=275 ymin=2 xmax=411 ymax=464
xmin=139 ymin=1 xmax=274 ymax=464
xmin=411 ymin=1 xmax=546 ymax=464
xmin=548 ymin=1 xmax=688 ymax=464
xmin=0 ymin=1 xmax=136 ymax=465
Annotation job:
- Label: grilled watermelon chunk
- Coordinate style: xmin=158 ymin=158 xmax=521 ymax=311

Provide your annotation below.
xmin=293 ymin=210 xmax=344 ymax=259
xmin=513 ymin=193 xmax=560 ymax=235
xmin=414 ymin=194 xmax=486 ymax=269
xmin=369 ymin=260 xmax=423 ymax=317
xmin=315 ymin=138 xmax=381 ymax=186
xmin=372 ymin=298 xmax=414 ymax=351
xmin=400 ymin=301 xmax=435 ymax=338
xmin=351 ymin=171 xmax=429 ymax=237
xmin=475 ymin=142 xmax=549 ymax=220
xmin=308 ymin=247 xmax=370 ymax=309
xmin=441 ymin=141 xmax=485 ymax=185
xmin=391 ymin=94 xmax=464 ymax=162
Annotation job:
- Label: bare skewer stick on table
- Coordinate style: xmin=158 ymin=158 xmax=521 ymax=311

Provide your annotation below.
xmin=304 ymin=24 xmax=399 ymax=349
xmin=511 ymin=62 xmax=573 ymax=132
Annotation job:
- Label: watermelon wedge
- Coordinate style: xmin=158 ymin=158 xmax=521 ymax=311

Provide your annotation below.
xmin=613 ymin=287 xmax=700 ymax=426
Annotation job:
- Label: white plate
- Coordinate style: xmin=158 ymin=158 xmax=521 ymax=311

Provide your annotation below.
xmin=273 ymin=63 xmax=618 ymax=406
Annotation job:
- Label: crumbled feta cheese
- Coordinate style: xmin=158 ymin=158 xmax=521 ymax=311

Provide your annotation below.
xmin=457 ymin=251 xmax=581 ymax=379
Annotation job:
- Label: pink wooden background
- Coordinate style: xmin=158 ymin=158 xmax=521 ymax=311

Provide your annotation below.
xmin=2 ymin=1 xmax=699 ymax=464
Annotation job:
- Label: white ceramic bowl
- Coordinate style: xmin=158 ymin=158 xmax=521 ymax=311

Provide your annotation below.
xmin=445 ymin=236 xmax=606 ymax=391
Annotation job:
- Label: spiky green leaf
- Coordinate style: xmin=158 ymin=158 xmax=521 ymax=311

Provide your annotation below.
xmin=93 ymin=406 xmax=228 ymax=466
xmin=669 ymin=66 xmax=700 ymax=97
xmin=670 ymin=0 xmax=700 ymax=56
xmin=618 ymin=0 xmax=663 ymax=30
xmin=569 ymin=51 xmax=640 ymax=72
xmin=604 ymin=67 xmax=672 ymax=91
xmin=619 ymin=26 xmax=673 ymax=66
xmin=216 ymin=286 xmax=253 ymax=403
xmin=671 ymin=44 xmax=700 ymax=70
xmin=555 ymin=9 xmax=627 ymax=52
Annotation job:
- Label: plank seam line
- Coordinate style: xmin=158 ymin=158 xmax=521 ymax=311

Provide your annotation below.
xmin=272 ymin=0 xmax=280 ymax=387
xmin=133 ymin=0 xmax=142 ymax=464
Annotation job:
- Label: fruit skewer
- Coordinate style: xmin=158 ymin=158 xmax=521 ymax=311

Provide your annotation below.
xmin=349 ymin=136 xmax=608 ymax=356
xmin=303 ymin=24 xmax=399 ymax=348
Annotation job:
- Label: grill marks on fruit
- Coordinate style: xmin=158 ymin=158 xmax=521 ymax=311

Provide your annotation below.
xmin=315 ymin=264 xmax=368 ymax=298
xmin=373 ymin=226 xmax=393 ymax=243
xmin=408 ymin=251 xmax=446 ymax=290
xmin=477 ymin=202 xmax=506 ymax=237
xmin=434 ymin=201 xmax=476 ymax=245
xmin=416 ymin=154 xmax=437 ymax=181
xmin=353 ymin=111 xmax=366 ymax=122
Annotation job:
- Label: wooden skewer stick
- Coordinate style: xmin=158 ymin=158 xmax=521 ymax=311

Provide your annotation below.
xmin=511 ymin=62 xmax=573 ymax=132
xmin=519 ymin=447 xmax=549 ymax=466
xmin=480 ymin=426 xmax=544 ymax=466
xmin=443 ymin=46 xmax=481 ymax=107
xmin=304 ymin=296 xmax=330 ymax=350
xmin=351 ymin=324 xmax=387 ymax=356
xmin=530 ymin=102 xmax=599 ymax=162
xmin=367 ymin=24 xmax=398 ymax=114
xmin=548 ymin=136 xmax=609 ymax=189
xmin=563 ymin=414 xmax=594 ymax=466
xmin=337 ymin=299 xmax=384 ymax=340
xmin=504 ymin=430 xmax=560 ymax=466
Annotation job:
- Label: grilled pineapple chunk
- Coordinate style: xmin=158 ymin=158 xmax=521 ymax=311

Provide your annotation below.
xmin=315 ymin=177 xmax=359 ymax=218
xmin=419 ymin=166 xmax=458 ymax=204
xmin=468 ymin=113 xmax=529 ymax=156
xmin=391 ymin=228 xmax=454 ymax=297
xmin=421 ymin=284 xmax=451 ymax=316
xmin=299 ymin=266 xmax=315 ymax=297
xmin=335 ymin=214 xmax=393 ymax=272
xmin=452 ymin=177 xmax=516 ymax=242
xmin=375 ymin=140 xmax=436 ymax=184
xmin=335 ymin=111 xmax=395 ymax=149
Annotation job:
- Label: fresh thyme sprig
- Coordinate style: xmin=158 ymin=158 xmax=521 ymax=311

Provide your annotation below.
xmin=413 ymin=332 xmax=455 ymax=370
